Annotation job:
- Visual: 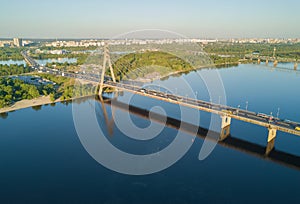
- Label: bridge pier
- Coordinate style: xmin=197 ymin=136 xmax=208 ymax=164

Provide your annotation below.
xmin=265 ymin=127 xmax=277 ymax=155
xmin=257 ymin=58 xmax=261 ymax=64
xmin=265 ymin=59 xmax=269 ymax=66
xmin=220 ymin=115 xmax=231 ymax=141
xmin=294 ymin=62 xmax=298 ymax=70
xmin=273 ymin=60 xmax=278 ymax=67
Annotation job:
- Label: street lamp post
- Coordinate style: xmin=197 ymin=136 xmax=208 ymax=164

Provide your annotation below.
xmin=269 ymin=112 xmax=273 ymax=123
xmin=277 ymin=108 xmax=280 ymax=118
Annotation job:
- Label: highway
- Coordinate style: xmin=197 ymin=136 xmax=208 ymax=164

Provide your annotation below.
xmin=21 ymin=51 xmax=101 ymax=82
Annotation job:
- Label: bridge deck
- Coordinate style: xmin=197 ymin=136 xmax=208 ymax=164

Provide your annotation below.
xmin=104 ymin=81 xmax=300 ymax=137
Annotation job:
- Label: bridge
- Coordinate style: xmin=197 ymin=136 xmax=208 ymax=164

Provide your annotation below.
xmin=21 ymin=51 xmax=40 ymax=68
xmin=245 ymin=47 xmax=298 ymax=70
xmin=102 ymin=80 xmax=300 ymax=155
xmin=253 ymin=57 xmax=298 ymax=70
xmin=21 ymin=46 xmax=300 ymax=156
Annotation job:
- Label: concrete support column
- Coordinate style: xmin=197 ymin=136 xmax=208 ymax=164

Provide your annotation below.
xmin=273 ymin=60 xmax=278 ymax=67
xmin=257 ymin=58 xmax=261 ymax=64
xmin=220 ymin=115 xmax=231 ymax=141
xmin=265 ymin=127 xmax=277 ymax=155
xmin=265 ymin=59 xmax=269 ymax=66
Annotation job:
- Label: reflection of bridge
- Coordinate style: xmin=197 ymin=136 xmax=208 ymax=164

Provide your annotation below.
xmin=21 ymin=48 xmax=300 ymax=156
xmin=96 ymin=96 xmax=300 ymax=171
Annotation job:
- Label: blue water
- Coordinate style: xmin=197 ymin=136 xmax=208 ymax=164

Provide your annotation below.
xmin=0 ymin=59 xmax=26 ymax=66
xmin=0 ymin=58 xmax=77 ymax=66
xmin=1 ymin=64 xmax=300 ymax=203
xmin=37 ymin=58 xmax=77 ymax=66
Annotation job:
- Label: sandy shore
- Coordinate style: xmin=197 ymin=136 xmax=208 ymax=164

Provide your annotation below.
xmin=0 ymin=94 xmax=98 ymax=114
xmin=0 ymin=96 xmax=60 ymax=114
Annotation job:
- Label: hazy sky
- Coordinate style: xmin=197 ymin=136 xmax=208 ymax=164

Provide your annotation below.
xmin=1 ymin=0 xmax=300 ymax=38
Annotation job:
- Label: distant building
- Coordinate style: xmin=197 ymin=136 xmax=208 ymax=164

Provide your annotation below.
xmin=0 ymin=41 xmax=11 ymax=47
xmin=13 ymin=38 xmax=23 ymax=47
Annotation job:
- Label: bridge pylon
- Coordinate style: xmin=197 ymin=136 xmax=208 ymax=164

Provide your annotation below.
xmin=98 ymin=43 xmax=116 ymax=96
xmin=266 ymin=127 xmax=277 ymax=155
xmin=219 ymin=115 xmax=231 ymax=141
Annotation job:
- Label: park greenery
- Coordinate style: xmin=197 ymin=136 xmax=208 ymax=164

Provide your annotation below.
xmin=112 ymin=51 xmax=193 ymax=81
xmin=36 ymin=73 xmax=97 ymax=101
xmin=0 ymin=78 xmax=43 ymax=108
xmin=0 ymin=64 xmax=32 ymax=76
xmin=0 ymin=47 xmax=26 ymax=60
xmin=203 ymin=42 xmax=300 ymax=60
xmin=0 ymin=73 xmax=97 ymax=108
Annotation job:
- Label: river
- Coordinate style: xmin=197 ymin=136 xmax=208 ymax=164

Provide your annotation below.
xmin=1 ymin=63 xmax=300 ymax=203
xmin=0 ymin=58 xmax=77 ymax=66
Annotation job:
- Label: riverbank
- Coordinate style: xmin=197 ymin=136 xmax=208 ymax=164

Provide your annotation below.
xmin=134 ymin=61 xmax=240 ymax=82
xmin=0 ymin=94 xmax=96 ymax=114
xmin=0 ymin=96 xmax=58 ymax=114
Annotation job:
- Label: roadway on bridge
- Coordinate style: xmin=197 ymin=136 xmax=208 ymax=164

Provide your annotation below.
xmin=104 ymin=80 xmax=300 ymax=136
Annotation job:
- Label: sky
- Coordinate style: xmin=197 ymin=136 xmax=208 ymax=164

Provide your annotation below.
xmin=1 ymin=0 xmax=300 ymax=39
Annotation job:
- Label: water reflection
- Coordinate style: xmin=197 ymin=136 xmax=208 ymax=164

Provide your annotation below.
xmin=97 ymin=96 xmax=300 ymax=171
xmin=0 ymin=58 xmax=77 ymax=66
xmin=32 ymin=105 xmax=42 ymax=111
xmin=0 ymin=112 xmax=8 ymax=119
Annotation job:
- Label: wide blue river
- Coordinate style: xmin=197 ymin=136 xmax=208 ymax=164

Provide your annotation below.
xmin=1 ymin=63 xmax=300 ymax=203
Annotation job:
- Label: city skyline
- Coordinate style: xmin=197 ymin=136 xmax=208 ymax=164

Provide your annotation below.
xmin=1 ymin=0 xmax=300 ymax=39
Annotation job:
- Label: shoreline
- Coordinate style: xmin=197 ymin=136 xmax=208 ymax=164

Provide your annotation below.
xmin=134 ymin=62 xmax=240 ymax=82
xmin=0 ymin=95 xmax=95 ymax=114
xmin=0 ymin=95 xmax=62 ymax=114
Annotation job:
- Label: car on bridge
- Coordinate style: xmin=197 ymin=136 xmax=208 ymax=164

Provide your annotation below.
xmin=140 ymin=88 xmax=146 ymax=93
xmin=221 ymin=109 xmax=232 ymax=114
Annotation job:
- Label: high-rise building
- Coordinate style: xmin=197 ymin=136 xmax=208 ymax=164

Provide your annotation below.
xmin=13 ymin=38 xmax=23 ymax=47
